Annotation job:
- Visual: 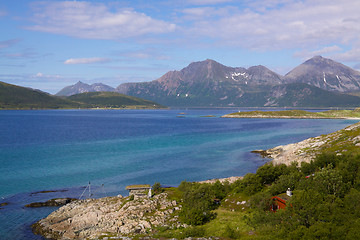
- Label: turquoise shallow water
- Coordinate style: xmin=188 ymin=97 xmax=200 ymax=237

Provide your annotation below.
xmin=0 ymin=109 xmax=357 ymax=239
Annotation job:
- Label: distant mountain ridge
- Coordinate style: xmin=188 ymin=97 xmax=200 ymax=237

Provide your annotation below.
xmin=115 ymin=59 xmax=286 ymax=107
xmin=56 ymin=81 xmax=115 ymax=96
xmin=0 ymin=81 xmax=163 ymax=109
xmin=56 ymin=56 xmax=360 ymax=107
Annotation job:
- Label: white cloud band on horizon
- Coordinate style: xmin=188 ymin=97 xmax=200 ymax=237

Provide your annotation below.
xmin=64 ymin=57 xmax=110 ymax=65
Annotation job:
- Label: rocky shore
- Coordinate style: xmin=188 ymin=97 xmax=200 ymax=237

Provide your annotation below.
xmin=261 ymin=121 xmax=360 ymax=165
xmin=26 ymin=198 xmax=77 ymax=208
xmin=32 ymin=193 xmax=183 ymax=239
xmin=198 ymin=176 xmax=243 ymax=184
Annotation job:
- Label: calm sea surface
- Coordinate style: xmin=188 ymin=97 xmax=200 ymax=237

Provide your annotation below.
xmin=0 ymin=109 xmax=358 ymax=239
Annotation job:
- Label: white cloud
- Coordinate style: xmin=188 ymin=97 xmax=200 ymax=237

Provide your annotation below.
xmin=187 ymin=0 xmax=233 ymax=5
xmin=27 ymin=1 xmax=176 ymax=40
xmin=294 ymin=45 xmax=343 ymax=60
xmin=121 ymin=48 xmax=170 ymax=60
xmin=181 ymin=0 xmax=360 ymax=54
xmin=64 ymin=57 xmax=110 ymax=65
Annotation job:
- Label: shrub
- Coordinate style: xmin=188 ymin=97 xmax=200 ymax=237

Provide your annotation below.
xmin=235 ymin=173 xmax=263 ymax=195
xmin=152 ymin=182 xmax=163 ymax=194
xmin=179 ymin=181 xmax=217 ymax=225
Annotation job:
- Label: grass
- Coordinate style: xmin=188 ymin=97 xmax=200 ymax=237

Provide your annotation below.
xmin=224 ymin=109 xmax=360 ymax=119
xmin=163 ymin=187 xmax=183 ymax=202
xmin=316 ymin=125 xmax=360 ymax=156
xmin=202 ymin=208 xmax=254 ymax=238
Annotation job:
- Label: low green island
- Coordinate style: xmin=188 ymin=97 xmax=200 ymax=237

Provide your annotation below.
xmin=222 ymin=108 xmax=360 ymax=119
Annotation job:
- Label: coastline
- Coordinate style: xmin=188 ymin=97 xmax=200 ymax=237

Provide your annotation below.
xmin=221 ymin=108 xmax=360 ymax=120
xmin=222 ymin=114 xmax=360 ymax=120
xmin=260 ymin=121 xmax=360 ymax=165
xmin=30 ymin=120 xmax=360 ymax=239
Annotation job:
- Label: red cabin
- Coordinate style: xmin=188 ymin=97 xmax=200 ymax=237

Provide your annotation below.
xmin=270 ymin=189 xmax=292 ymax=212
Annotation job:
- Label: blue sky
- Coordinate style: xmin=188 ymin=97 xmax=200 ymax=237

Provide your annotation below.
xmin=1 ymin=0 xmax=360 ymax=94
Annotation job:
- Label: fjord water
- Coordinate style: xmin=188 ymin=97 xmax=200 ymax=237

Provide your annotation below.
xmin=0 ymin=109 xmax=358 ymax=239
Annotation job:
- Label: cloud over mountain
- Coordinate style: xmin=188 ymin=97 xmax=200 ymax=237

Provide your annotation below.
xmin=181 ymin=0 xmax=360 ymax=53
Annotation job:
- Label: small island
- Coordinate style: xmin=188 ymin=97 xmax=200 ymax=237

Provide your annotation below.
xmin=222 ymin=108 xmax=360 ymax=119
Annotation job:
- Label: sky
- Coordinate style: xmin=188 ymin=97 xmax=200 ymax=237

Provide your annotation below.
xmin=1 ymin=0 xmax=360 ymax=94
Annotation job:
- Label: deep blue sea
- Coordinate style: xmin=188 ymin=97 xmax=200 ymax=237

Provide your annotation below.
xmin=0 ymin=109 xmax=358 ymax=239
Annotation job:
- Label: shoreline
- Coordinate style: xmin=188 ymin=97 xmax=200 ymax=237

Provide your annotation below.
xmin=221 ymin=108 xmax=360 ymax=120
xmin=222 ymin=115 xmax=360 ymax=120
xmin=258 ymin=121 xmax=360 ymax=166
xmin=27 ymin=116 xmax=360 ymax=239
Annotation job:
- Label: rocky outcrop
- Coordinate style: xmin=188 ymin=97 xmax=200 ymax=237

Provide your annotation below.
xmin=32 ymin=193 xmax=182 ymax=239
xmin=198 ymin=176 xmax=243 ymax=184
xmin=263 ymin=121 xmax=360 ymax=165
xmin=26 ymin=198 xmax=77 ymax=208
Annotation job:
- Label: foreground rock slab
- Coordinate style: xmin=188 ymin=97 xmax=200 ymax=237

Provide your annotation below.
xmin=32 ymin=193 xmax=182 ymax=239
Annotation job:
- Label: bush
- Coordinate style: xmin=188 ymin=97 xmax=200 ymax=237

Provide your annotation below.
xmin=256 ymin=163 xmax=288 ymax=184
xmin=179 ymin=182 xmax=217 ymax=225
xmin=152 ymin=182 xmax=163 ymax=194
xmin=269 ymin=171 xmax=303 ymax=196
xmin=235 ymin=173 xmax=263 ymax=195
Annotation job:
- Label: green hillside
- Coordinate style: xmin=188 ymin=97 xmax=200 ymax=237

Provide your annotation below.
xmin=67 ymin=91 xmax=165 ymax=109
xmin=0 ymin=81 xmax=79 ymax=109
xmin=0 ymin=81 xmax=165 ymax=110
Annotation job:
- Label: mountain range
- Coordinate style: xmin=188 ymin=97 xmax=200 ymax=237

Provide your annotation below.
xmin=0 ymin=81 xmax=162 ymax=109
xmin=56 ymin=56 xmax=360 ymax=107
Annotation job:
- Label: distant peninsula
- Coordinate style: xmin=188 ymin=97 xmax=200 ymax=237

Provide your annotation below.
xmin=0 ymin=81 xmax=165 ymax=110
xmin=222 ymin=108 xmax=360 ymax=119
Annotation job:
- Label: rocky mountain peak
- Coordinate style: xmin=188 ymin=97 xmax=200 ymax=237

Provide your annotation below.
xmin=285 ymin=56 xmax=360 ymax=92
xmin=74 ymin=81 xmax=88 ymax=86
xmin=56 ymin=82 xmax=115 ymax=96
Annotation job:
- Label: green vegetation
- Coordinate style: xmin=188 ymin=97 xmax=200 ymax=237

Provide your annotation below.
xmin=225 ymin=108 xmax=360 ymax=119
xmin=151 ymin=124 xmax=360 ymax=239
xmin=0 ymin=81 xmax=79 ymax=109
xmin=0 ymin=81 xmax=165 ymax=109
xmin=152 ymin=182 xmax=163 ymax=195
xmin=67 ymin=92 xmax=165 ymax=109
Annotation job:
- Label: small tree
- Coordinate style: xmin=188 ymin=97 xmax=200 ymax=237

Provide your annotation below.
xmin=179 ymin=182 xmax=217 ymax=225
xmin=152 ymin=182 xmax=163 ymax=194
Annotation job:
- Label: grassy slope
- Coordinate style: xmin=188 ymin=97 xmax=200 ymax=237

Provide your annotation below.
xmin=67 ymin=92 xmax=165 ymax=109
xmin=0 ymin=81 xmax=79 ymax=109
xmin=223 ymin=109 xmax=360 ymax=119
